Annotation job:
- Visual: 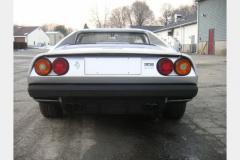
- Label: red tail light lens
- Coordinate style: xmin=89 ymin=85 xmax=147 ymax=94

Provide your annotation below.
xmin=35 ymin=58 xmax=52 ymax=75
xmin=52 ymin=58 xmax=69 ymax=75
xmin=157 ymin=58 xmax=174 ymax=75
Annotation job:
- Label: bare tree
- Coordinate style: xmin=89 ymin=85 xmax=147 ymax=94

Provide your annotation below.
xmin=160 ymin=3 xmax=174 ymax=25
xmin=158 ymin=3 xmax=197 ymax=25
xmin=109 ymin=7 xmax=127 ymax=28
xmin=170 ymin=3 xmax=197 ymax=22
xmin=13 ymin=24 xmax=26 ymax=27
xmin=122 ymin=6 xmax=134 ymax=27
xmin=41 ymin=23 xmax=58 ymax=32
xmin=90 ymin=1 xmax=156 ymax=28
xmin=90 ymin=5 xmax=102 ymax=28
xmin=103 ymin=5 xmax=110 ymax=28
xmin=174 ymin=5 xmax=189 ymax=18
xmin=188 ymin=3 xmax=197 ymax=14
xmin=41 ymin=23 xmax=50 ymax=32
xmin=131 ymin=1 xmax=155 ymax=26
xmin=66 ymin=27 xmax=74 ymax=35
xmin=90 ymin=4 xmax=110 ymax=28
xmin=157 ymin=17 xmax=165 ymax=26
xmin=54 ymin=25 xmax=68 ymax=36
xmin=151 ymin=19 xmax=163 ymax=26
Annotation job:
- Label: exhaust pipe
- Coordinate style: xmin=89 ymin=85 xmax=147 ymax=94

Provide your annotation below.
xmin=73 ymin=102 xmax=82 ymax=110
xmin=144 ymin=103 xmax=152 ymax=111
xmin=62 ymin=103 xmax=82 ymax=114
xmin=151 ymin=103 xmax=159 ymax=110
xmin=144 ymin=103 xmax=159 ymax=111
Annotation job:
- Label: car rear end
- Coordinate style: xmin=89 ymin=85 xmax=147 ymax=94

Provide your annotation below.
xmin=27 ymin=29 xmax=198 ymax=118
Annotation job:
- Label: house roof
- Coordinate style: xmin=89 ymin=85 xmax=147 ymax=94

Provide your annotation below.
xmin=46 ymin=31 xmax=63 ymax=34
xmin=14 ymin=26 xmax=39 ymax=36
xmin=130 ymin=26 xmax=163 ymax=32
xmin=154 ymin=12 xmax=197 ymax=32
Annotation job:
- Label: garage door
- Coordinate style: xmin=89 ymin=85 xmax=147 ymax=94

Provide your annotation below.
xmin=15 ymin=37 xmax=25 ymax=42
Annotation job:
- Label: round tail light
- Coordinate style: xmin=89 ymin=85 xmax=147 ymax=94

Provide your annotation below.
xmin=174 ymin=59 xmax=191 ymax=76
xmin=52 ymin=58 xmax=69 ymax=75
xmin=35 ymin=58 xmax=52 ymax=75
xmin=157 ymin=58 xmax=174 ymax=75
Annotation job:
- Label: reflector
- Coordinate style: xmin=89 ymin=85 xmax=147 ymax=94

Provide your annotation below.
xmin=39 ymin=64 xmax=46 ymax=71
xmin=157 ymin=58 xmax=174 ymax=75
xmin=52 ymin=58 xmax=69 ymax=75
xmin=35 ymin=58 xmax=51 ymax=75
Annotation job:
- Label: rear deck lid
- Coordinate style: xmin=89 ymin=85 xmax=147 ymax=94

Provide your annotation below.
xmin=46 ymin=44 xmax=181 ymax=56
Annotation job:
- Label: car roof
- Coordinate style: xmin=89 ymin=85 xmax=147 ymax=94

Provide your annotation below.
xmin=75 ymin=28 xmax=151 ymax=34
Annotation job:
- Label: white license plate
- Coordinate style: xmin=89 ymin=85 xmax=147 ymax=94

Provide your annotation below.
xmin=85 ymin=57 xmax=141 ymax=75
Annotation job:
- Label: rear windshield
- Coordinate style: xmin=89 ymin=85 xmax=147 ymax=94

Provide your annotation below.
xmin=54 ymin=30 xmax=169 ymax=49
xmin=75 ymin=32 xmax=150 ymax=44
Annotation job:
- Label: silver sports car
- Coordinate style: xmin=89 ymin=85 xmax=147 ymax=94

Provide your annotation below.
xmin=27 ymin=28 xmax=198 ymax=119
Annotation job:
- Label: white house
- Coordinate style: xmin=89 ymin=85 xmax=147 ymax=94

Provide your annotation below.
xmin=46 ymin=31 xmax=65 ymax=46
xmin=14 ymin=26 xmax=50 ymax=47
xmin=154 ymin=13 xmax=197 ymax=53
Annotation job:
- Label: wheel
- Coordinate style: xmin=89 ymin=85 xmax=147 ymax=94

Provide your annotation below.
xmin=162 ymin=102 xmax=187 ymax=119
xmin=39 ymin=102 xmax=63 ymax=118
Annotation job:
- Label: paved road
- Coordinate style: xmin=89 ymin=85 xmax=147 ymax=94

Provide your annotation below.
xmin=14 ymin=49 xmax=226 ymax=160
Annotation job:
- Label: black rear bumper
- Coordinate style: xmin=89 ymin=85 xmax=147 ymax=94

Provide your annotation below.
xmin=28 ymin=84 xmax=198 ymax=99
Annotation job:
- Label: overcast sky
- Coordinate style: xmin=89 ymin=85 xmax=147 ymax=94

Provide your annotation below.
xmin=14 ymin=0 xmax=195 ymax=29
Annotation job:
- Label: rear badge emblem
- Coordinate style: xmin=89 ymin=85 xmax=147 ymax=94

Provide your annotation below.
xmin=144 ymin=63 xmax=154 ymax=69
xmin=74 ymin=61 xmax=80 ymax=69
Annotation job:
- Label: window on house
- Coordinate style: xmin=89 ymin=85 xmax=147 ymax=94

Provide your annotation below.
xmin=168 ymin=31 xmax=173 ymax=36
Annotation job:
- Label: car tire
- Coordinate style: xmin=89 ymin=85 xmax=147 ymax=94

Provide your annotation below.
xmin=39 ymin=102 xmax=63 ymax=118
xmin=162 ymin=102 xmax=187 ymax=119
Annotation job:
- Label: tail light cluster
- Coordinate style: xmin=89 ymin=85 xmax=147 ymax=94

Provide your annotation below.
xmin=157 ymin=58 xmax=192 ymax=76
xmin=34 ymin=58 xmax=69 ymax=76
